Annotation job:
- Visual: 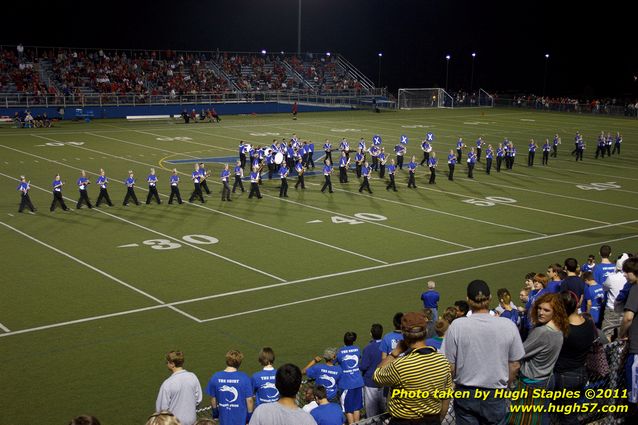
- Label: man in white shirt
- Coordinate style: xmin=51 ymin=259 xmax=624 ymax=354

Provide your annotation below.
xmin=603 ymin=253 xmax=630 ymax=340
xmin=156 ymin=350 xmax=202 ymax=425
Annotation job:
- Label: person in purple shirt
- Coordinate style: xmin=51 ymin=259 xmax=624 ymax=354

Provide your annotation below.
xmin=407 ymin=156 xmax=417 ymax=188
xmin=420 ymin=281 xmax=440 ymax=321
xmin=359 ymin=324 xmax=384 ymax=418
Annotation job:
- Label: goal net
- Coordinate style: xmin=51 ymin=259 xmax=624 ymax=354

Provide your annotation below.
xmin=397 ymin=88 xmax=454 ymax=109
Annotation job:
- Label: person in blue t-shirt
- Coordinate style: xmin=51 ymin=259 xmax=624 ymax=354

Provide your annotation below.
xmin=359 ymin=324 xmax=384 ymax=418
xmin=335 ymin=332 xmax=365 ymax=423
xmin=206 ymin=350 xmax=254 ymax=425
xmin=379 ymin=313 xmax=404 ymax=359
xmin=425 ymin=318 xmax=449 ymax=350
xmin=252 ymin=347 xmax=279 ymax=407
xmin=310 ymin=385 xmax=346 ymax=425
xmin=495 ymin=288 xmax=520 ymax=327
xmin=593 ymin=245 xmax=616 ymax=286
xmin=420 ymin=281 xmax=440 ymax=321
xmin=545 ymin=263 xmax=563 ymax=293
xmin=302 ymin=348 xmax=343 ymax=402
xmin=583 ymin=272 xmax=605 ymax=328
xmin=580 ymin=254 xmax=596 ymax=273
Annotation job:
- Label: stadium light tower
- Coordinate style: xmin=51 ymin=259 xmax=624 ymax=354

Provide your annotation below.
xmin=542 ymin=53 xmax=550 ymax=96
xmin=297 ymin=0 xmax=302 ymax=55
xmin=445 ymin=55 xmax=451 ymax=91
xmin=377 ymin=52 xmax=383 ymax=87
xmin=470 ymin=52 xmax=476 ymax=92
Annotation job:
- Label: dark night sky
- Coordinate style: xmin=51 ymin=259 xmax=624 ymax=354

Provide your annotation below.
xmin=3 ymin=0 xmax=636 ymax=98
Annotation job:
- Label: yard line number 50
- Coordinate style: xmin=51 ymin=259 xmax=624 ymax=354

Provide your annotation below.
xmin=462 ymin=196 xmax=517 ymax=207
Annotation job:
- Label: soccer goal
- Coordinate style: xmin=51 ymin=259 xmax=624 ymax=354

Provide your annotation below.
xmin=397 ymin=88 xmax=454 ymax=110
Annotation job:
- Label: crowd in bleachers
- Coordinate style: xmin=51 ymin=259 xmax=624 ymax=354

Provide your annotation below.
xmin=0 ymin=46 xmax=370 ymax=102
xmin=66 ymin=245 xmax=636 ymax=425
xmin=498 ymin=94 xmax=638 ymax=116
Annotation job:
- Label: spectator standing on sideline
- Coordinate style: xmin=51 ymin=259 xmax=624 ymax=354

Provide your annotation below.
xmin=421 ymin=281 xmax=440 ymax=320
xmin=249 ymin=363 xmax=317 ymax=425
xmin=561 ymin=258 xmax=587 ymax=309
xmin=336 ymin=332 xmax=364 ymax=424
xmin=619 ymin=258 xmax=638 ymax=408
xmin=593 ymin=245 xmax=616 ymax=286
xmin=442 ymin=280 xmax=525 ymax=425
xmin=602 ymin=253 xmax=630 ymax=339
xmin=359 ymin=324 xmax=385 ymax=418
xmin=252 ymin=347 xmax=279 ymax=407
xmin=156 ymin=351 xmax=202 ymax=425
xmin=302 ymin=348 xmax=343 ymax=402
xmin=206 ymin=350 xmax=254 ymax=425
xmin=380 ymin=313 xmax=404 ymax=359
xmin=374 ymin=311 xmax=453 ymax=425
xmin=309 ymin=385 xmax=345 ymax=425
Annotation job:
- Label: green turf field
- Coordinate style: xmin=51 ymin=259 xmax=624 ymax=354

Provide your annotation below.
xmin=1 ymin=108 xmax=637 ymax=424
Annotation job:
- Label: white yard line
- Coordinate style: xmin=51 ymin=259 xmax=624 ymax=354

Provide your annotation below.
xmin=0 ymin=220 xmax=199 ymax=324
xmin=0 ymin=322 xmax=10 ymax=332
xmin=0 ymin=169 xmax=287 ymax=282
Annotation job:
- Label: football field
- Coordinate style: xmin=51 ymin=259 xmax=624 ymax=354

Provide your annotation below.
xmin=1 ymin=108 xmax=637 ymax=424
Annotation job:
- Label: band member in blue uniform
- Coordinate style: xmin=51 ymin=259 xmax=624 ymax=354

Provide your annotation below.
xmin=428 ymin=152 xmax=438 ymax=184
xmin=571 ymin=131 xmax=581 ymax=156
xmin=447 ymin=149 xmax=457 ymax=181
xmin=339 ymin=151 xmax=350 ymax=183
xmin=279 ymin=163 xmax=289 ymax=198
xmin=307 ymin=141 xmax=315 ymax=168
xmin=168 ymin=168 xmax=183 ymax=204
xmin=527 ymin=139 xmax=538 ymax=166
xmin=456 ymin=137 xmax=465 ymax=163
xmin=386 ymin=159 xmax=398 ymax=191
xmin=395 ymin=143 xmax=406 ymax=170
xmin=551 ymin=134 xmax=560 ymax=157
xmin=76 ymin=170 xmax=93 ymax=209
xmin=496 ymin=143 xmax=504 ymax=172
xmin=407 ymin=156 xmax=417 ymax=188
xmin=476 ymin=137 xmax=484 ymax=162
xmin=575 ymin=138 xmax=585 ymax=161
xmin=612 ymin=132 xmax=622 ymax=155
xmin=605 ymin=132 xmax=613 ymax=157
xmin=508 ymin=144 xmax=517 ymax=169
xmin=323 ymin=139 xmax=333 ymax=164
xmin=50 ymin=174 xmax=69 ymax=211
xmin=248 ymin=167 xmax=262 ymax=199
xmin=467 ymin=148 xmax=477 ymax=178
xmin=189 ymin=164 xmax=205 ymax=203
xmin=198 ymin=163 xmax=211 ymax=195
xmin=378 ymin=148 xmax=387 ymax=178
xmin=321 ymin=160 xmax=334 ymax=193
xmin=542 ymin=139 xmax=550 ymax=165
xmin=123 ymin=171 xmax=140 ymax=206
xmin=339 ymin=138 xmax=350 ymax=159
xmin=359 ymin=161 xmax=372 ymax=194
xmin=294 ymin=158 xmax=306 ymax=189
xmin=485 ymin=145 xmax=494 ymax=174
xmin=221 ymin=164 xmax=232 ymax=201
xmin=369 ymin=144 xmax=380 ymax=171
xmin=96 ymin=168 xmax=113 ymax=207
xmin=419 ymin=139 xmax=431 ymax=166
xmin=505 ymin=144 xmax=513 ymax=170
xmin=239 ymin=141 xmax=247 ymax=170
xmin=17 ymin=176 xmax=35 ymax=213
xmin=232 ymin=160 xmax=245 ymax=193
xmin=354 ymin=149 xmax=364 ymax=178
xmin=146 ymin=168 xmax=161 ymax=204
xmin=595 ymin=132 xmax=606 ymax=159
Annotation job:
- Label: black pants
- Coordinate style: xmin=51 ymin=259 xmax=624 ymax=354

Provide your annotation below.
xmin=321 ymin=175 xmax=333 ymax=193
xmin=477 ymin=148 xmax=482 ymax=162
xmin=468 ymin=163 xmax=475 ymax=178
xmin=355 ymin=164 xmax=362 ymax=178
xmin=146 ymin=186 xmax=161 ymax=204
xmin=528 ymin=151 xmax=535 ymax=166
xmin=429 ymin=167 xmax=436 ymax=184
xmin=397 ymin=155 xmax=404 ymax=169
xmin=456 ymin=149 xmax=462 ymax=163
xmin=371 ymin=156 xmax=379 ymax=171
xmin=279 ymin=178 xmax=288 ymax=197
xmin=200 ymin=180 xmax=211 ymax=195
xmin=420 ymin=151 xmax=429 ymax=166
xmin=542 ymin=151 xmax=549 ymax=165
xmin=612 ymin=144 xmax=621 ymax=155
xmin=505 ymin=156 xmax=512 ymax=169
xmin=595 ymin=146 xmax=605 ymax=159
xmin=379 ymin=164 xmax=386 ymax=178
xmin=248 ymin=182 xmax=262 ymax=198
xmin=448 ymin=164 xmax=455 ymax=180
xmin=240 ymin=153 xmax=246 ymax=170
xmin=325 ymin=151 xmax=332 ymax=164
xmin=606 ymin=145 xmax=611 ymax=156
xmin=496 ymin=156 xmax=503 ymax=172
xmin=96 ymin=188 xmax=113 ymax=207
xmin=359 ymin=176 xmax=372 ymax=193
xmin=339 ymin=167 xmax=348 ymax=183
xmin=551 ymin=145 xmax=558 ymax=157
xmin=486 ymin=158 xmax=492 ymax=174
xmin=408 ymin=172 xmax=416 ymax=188
xmin=123 ymin=187 xmax=140 ymax=205
xmin=189 ymin=183 xmax=205 ymax=203
xmin=386 ymin=174 xmax=397 ymax=191
xmin=308 ymin=152 xmax=314 ymax=168
xmin=221 ymin=181 xmax=231 ymax=200
xmin=51 ymin=191 xmax=69 ymax=211
xmin=168 ymin=186 xmax=182 ymax=204
xmin=19 ymin=193 xmax=35 ymax=212
xmin=295 ymin=174 xmax=305 ymax=189
xmin=575 ymin=149 xmax=583 ymax=161
xmin=232 ymin=175 xmax=245 ymax=193
xmin=77 ymin=189 xmax=93 ymax=209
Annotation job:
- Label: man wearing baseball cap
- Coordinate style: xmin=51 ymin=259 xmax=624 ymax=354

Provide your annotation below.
xmin=442 ymin=280 xmax=525 ymax=425
xmin=374 ymin=311 xmax=452 ymax=424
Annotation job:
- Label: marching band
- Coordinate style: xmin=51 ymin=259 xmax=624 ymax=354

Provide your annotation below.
xmin=14 ymin=130 xmax=625 ymax=213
